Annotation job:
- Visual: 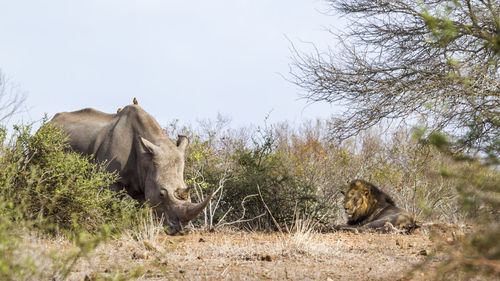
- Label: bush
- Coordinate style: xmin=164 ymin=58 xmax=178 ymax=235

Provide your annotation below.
xmin=0 ymin=122 xmax=142 ymax=235
xmin=0 ymin=212 xmax=31 ymax=280
xmin=223 ymin=129 xmax=329 ymax=230
xmin=172 ymin=119 xmax=336 ymax=231
xmin=409 ymin=128 xmax=500 ymax=280
xmin=169 ymin=118 xmax=477 ymax=231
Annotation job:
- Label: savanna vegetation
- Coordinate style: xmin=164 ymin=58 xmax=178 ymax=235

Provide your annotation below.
xmin=289 ymin=0 xmax=499 ymax=279
xmin=0 ymin=0 xmax=498 ymax=280
xmin=3 ymin=114 xmax=494 ymax=280
xmin=168 ymin=117 xmax=477 ymax=231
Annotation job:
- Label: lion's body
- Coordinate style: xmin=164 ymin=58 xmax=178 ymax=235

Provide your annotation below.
xmin=344 ymin=179 xmax=417 ymax=232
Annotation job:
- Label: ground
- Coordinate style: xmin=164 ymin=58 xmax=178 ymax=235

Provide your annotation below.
xmin=63 ymin=230 xmax=440 ymax=280
xmin=18 ymin=224 xmax=492 ymax=281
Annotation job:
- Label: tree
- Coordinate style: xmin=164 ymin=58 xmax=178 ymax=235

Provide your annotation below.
xmin=0 ymin=69 xmax=26 ymax=123
xmin=290 ymin=1 xmax=500 ymax=278
xmin=290 ymin=0 xmax=499 ymax=157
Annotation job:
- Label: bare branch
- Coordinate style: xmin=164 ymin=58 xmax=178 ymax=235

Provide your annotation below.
xmin=289 ymin=0 xmax=499 ymax=154
xmin=0 ymin=69 xmax=26 ymax=123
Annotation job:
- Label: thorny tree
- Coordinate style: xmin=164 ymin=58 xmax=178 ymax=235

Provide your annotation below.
xmin=290 ymin=0 xmax=499 ymax=157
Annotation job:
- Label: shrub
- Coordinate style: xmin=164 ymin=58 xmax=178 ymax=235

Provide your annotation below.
xmin=0 ymin=212 xmax=32 ymax=280
xmin=0 ymin=122 xmax=142 ymax=235
xmin=170 ymin=118 xmax=474 ymax=231
xmin=409 ymin=128 xmax=500 ymax=280
xmin=172 ymin=119 xmax=335 ymax=231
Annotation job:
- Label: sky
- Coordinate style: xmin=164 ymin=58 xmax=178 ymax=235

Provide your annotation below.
xmin=0 ymin=0 xmax=341 ymax=129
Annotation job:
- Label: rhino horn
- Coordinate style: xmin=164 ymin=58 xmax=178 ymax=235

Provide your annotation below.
xmin=178 ymin=189 xmax=214 ymax=223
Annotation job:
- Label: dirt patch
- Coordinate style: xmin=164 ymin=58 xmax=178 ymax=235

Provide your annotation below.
xmin=61 ymin=231 xmax=441 ymax=281
xmin=19 ymin=225 xmax=491 ymax=281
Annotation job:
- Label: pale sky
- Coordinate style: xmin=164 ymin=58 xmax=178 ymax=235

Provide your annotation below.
xmin=0 ymin=0 xmax=341 ymax=128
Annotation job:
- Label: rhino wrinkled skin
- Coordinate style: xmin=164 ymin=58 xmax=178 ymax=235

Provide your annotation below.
xmin=50 ymin=105 xmax=211 ymax=234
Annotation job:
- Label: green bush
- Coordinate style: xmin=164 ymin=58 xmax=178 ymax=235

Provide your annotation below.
xmin=410 ymin=128 xmax=500 ymax=280
xmin=0 ymin=121 xmax=153 ymax=280
xmin=0 ymin=122 xmax=141 ymax=235
xmin=177 ymin=120 xmax=334 ymax=231
xmin=0 ymin=203 xmax=118 ymax=281
xmin=0 ymin=212 xmax=32 ymax=280
xmin=171 ymin=118 xmax=476 ymax=231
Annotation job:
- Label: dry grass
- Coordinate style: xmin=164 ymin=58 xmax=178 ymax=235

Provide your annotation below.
xmin=11 ymin=232 xmax=427 ymax=280
xmin=13 ymin=221 xmax=493 ymax=281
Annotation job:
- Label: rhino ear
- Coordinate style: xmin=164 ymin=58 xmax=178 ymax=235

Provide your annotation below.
xmin=140 ymin=137 xmax=160 ymax=154
xmin=177 ymin=135 xmax=189 ymax=152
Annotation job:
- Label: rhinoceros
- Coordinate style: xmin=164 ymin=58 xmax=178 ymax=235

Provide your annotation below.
xmin=50 ymin=104 xmax=211 ymax=234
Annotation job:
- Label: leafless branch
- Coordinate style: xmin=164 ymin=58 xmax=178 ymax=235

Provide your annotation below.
xmin=215 ymin=194 xmax=266 ymax=228
xmin=0 ymin=69 xmax=26 ymax=123
xmin=289 ymin=0 xmax=499 ymax=154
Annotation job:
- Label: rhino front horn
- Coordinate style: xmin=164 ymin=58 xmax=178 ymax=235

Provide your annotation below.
xmin=179 ymin=189 xmax=214 ymax=223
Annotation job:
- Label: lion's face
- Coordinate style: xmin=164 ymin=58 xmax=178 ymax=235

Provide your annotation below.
xmin=343 ymin=180 xmax=374 ymax=223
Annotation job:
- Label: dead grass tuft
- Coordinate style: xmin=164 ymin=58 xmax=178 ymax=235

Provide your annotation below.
xmin=10 ymin=222 xmax=495 ymax=280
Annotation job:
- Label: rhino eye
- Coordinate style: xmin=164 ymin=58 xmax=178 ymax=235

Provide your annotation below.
xmin=160 ymin=189 xmax=167 ymax=198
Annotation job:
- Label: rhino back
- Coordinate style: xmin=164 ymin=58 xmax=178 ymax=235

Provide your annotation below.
xmin=51 ymin=108 xmax=116 ymax=155
xmin=50 ymin=105 xmax=175 ymax=183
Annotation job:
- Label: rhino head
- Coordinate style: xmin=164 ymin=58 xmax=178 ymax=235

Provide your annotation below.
xmin=139 ymin=135 xmax=211 ymax=234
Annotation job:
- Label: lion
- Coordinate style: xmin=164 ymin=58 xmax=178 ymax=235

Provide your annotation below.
xmin=342 ymin=179 xmax=417 ymax=232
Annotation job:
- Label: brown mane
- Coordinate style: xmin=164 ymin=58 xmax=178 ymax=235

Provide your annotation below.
xmin=344 ymin=179 xmax=416 ymax=231
xmin=362 ymin=180 xmax=396 ymax=207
